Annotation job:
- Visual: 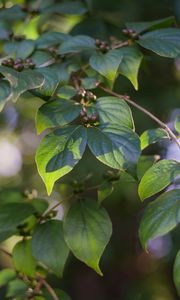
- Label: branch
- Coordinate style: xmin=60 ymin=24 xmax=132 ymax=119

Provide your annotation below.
xmin=99 ymin=85 xmax=180 ymax=149
xmin=37 ymin=276 xmax=60 ymax=300
xmin=111 ymin=40 xmax=129 ymax=49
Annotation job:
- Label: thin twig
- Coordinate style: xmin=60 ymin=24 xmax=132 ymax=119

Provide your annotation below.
xmin=111 ymin=40 xmax=129 ymax=49
xmin=39 ymin=194 xmax=73 ymax=222
xmin=99 ymin=85 xmax=180 ymax=149
xmin=37 ymin=275 xmax=59 ymax=300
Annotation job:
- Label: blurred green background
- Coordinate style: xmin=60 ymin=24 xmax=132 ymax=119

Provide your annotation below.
xmin=0 ymin=0 xmax=180 ymax=299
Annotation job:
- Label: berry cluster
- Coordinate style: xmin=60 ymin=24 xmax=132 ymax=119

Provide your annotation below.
xmin=1 ymin=57 xmax=35 ymax=72
xmin=122 ymin=28 xmax=138 ymax=39
xmin=78 ymin=88 xmax=97 ymax=102
xmin=80 ymin=108 xmax=99 ymax=127
xmin=95 ymin=39 xmax=110 ymax=53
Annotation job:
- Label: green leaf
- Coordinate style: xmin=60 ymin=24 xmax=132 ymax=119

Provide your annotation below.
xmin=6 ymin=279 xmax=28 ymax=298
xmin=0 ymin=80 xmax=12 ymax=111
xmin=32 ymin=220 xmax=69 ymax=277
xmin=64 ymin=199 xmax=112 ymax=275
xmin=89 ymin=49 xmax=123 ymax=84
xmin=36 ymin=125 xmax=87 ymax=195
xmin=4 ymin=40 xmax=35 ymax=59
xmin=0 ymin=66 xmax=44 ymax=102
xmin=81 ymin=77 xmax=99 ymax=89
xmin=36 ymin=32 xmax=70 ymax=49
xmin=30 ymin=198 xmax=49 ymax=215
xmin=126 ymin=16 xmax=176 ymax=34
xmin=174 ymin=250 xmax=180 ymax=296
xmin=140 ymin=128 xmax=168 ymax=150
xmin=57 ymin=86 xmax=77 ymax=99
xmin=0 ymin=269 xmax=16 ymax=287
xmin=30 ymin=50 xmax=54 ymax=67
xmin=98 ymin=182 xmax=114 ymax=204
xmin=95 ymin=96 xmax=134 ymax=129
xmin=16 ymin=40 xmax=35 ymax=59
xmin=59 ymin=35 xmax=96 ymax=54
xmin=139 ymin=190 xmax=180 ymax=249
xmin=0 ymin=202 xmax=35 ymax=233
xmin=137 ymin=28 xmax=180 ymax=58
xmin=138 ymin=159 xmax=180 ymax=201
xmin=87 ymin=125 xmax=141 ymax=172
xmin=12 ymin=239 xmax=36 ymax=277
xmin=117 ymin=46 xmax=143 ymax=90
xmin=0 ymin=190 xmax=23 ymax=204
xmin=0 ymin=5 xmax=25 ymax=21
xmin=43 ymin=1 xmax=88 ymax=15
xmin=36 ymin=98 xmax=82 ymax=134
xmin=34 ymin=65 xmax=69 ymax=97
xmin=175 ymin=115 xmax=180 ymax=134
xmin=137 ymin=155 xmax=158 ymax=180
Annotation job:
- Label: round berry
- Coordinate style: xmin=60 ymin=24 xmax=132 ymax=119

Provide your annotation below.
xmin=14 ymin=63 xmax=24 ymax=72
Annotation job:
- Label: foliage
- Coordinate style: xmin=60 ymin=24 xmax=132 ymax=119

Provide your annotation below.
xmin=0 ymin=1 xmax=179 ymax=299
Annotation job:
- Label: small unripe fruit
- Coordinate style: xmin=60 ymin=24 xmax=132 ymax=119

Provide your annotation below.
xmin=14 ymin=63 xmax=24 ymax=71
xmin=95 ymin=39 xmax=101 ymax=47
xmin=90 ymin=114 xmax=97 ymax=122
xmin=82 ymin=116 xmax=89 ymax=123
xmin=7 ymin=58 xmax=14 ymax=67
xmin=1 ymin=60 xmax=8 ymax=66
xmin=80 ymin=110 xmax=86 ymax=117
xmin=15 ymin=58 xmax=23 ymax=64
xmin=28 ymin=62 xmax=35 ymax=69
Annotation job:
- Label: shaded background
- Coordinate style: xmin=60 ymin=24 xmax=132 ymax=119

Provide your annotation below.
xmin=0 ymin=0 xmax=180 ymax=299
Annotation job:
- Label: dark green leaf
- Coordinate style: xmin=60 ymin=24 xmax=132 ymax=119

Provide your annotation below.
xmin=34 ymin=64 xmax=69 ymax=97
xmin=30 ymin=198 xmax=49 ymax=215
xmin=43 ymin=1 xmax=88 ymax=15
xmin=32 ymin=220 xmax=69 ymax=277
xmin=81 ymin=77 xmax=99 ymax=89
xmin=36 ymin=32 xmax=70 ymax=49
xmin=137 ymin=28 xmax=180 ymax=58
xmin=95 ymin=96 xmax=134 ymax=129
xmin=87 ymin=125 xmax=141 ymax=172
xmin=30 ymin=50 xmax=54 ymax=67
xmin=89 ymin=49 xmax=123 ymax=83
xmin=175 ymin=115 xmax=180 ymax=134
xmin=36 ymin=125 xmax=87 ymax=194
xmin=140 ymin=128 xmax=168 ymax=150
xmin=98 ymin=182 xmax=114 ymax=204
xmin=64 ymin=199 xmax=112 ymax=275
xmin=0 ymin=202 xmax=35 ymax=233
xmin=139 ymin=190 xmax=180 ymax=249
xmin=174 ymin=250 xmax=180 ymax=296
xmin=59 ymin=35 xmax=96 ymax=54
xmin=117 ymin=46 xmax=143 ymax=90
xmin=0 ymin=269 xmax=16 ymax=287
xmin=6 ymin=279 xmax=28 ymax=298
xmin=36 ymin=98 xmax=82 ymax=134
xmin=126 ymin=16 xmax=175 ymax=34
xmin=0 ymin=66 xmax=44 ymax=102
xmin=12 ymin=239 xmax=36 ymax=277
xmin=0 ymin=80 xmax=12 ymax=111
xmin=0 ymin=5 xmax=25 ymax=21
xmin=0 ymin=190 xmax=23 ymax=204
xmin=16 ymin=40 xmax=35 ymax=59
xmin=57 ymin=86 xmax=77 ymax=99
xmin=138 ymin=159 xmax=180 ymax=200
